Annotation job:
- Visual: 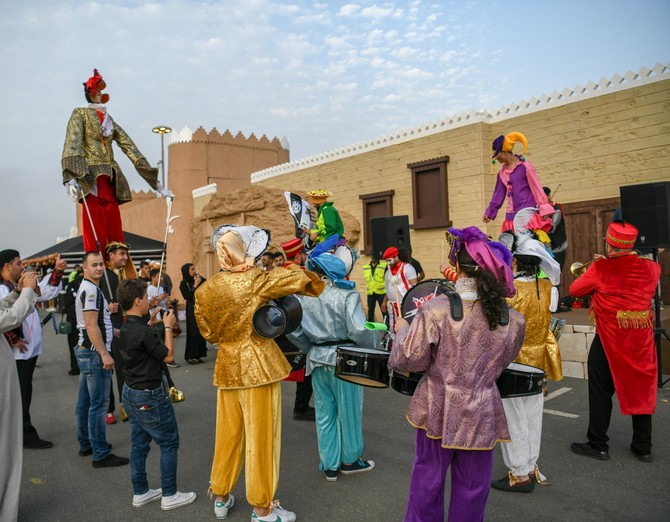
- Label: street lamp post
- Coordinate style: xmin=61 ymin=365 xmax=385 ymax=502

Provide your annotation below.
xmin=152 ymin=125 xmax=172 ymax=188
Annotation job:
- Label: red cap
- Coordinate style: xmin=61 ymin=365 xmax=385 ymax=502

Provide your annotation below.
xmin=382 ymin=247 xmax=399 ymax=260
xmin=282 ymin=238 xmax=303 ymax=258
xmin=606 ymin=221 xmax=638 ymax=249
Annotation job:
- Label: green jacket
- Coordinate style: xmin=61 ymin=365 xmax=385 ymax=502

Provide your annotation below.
xmin=311 ymin=201 xmax=344 ymax=244
xmin=362 ymin=261 xmax=387 ymax=295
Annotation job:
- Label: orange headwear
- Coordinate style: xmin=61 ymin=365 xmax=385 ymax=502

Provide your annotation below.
xmin=492 ymin=131 xmax=528 ymax=157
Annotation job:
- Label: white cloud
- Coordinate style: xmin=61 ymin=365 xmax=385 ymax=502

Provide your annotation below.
xmin=339 ymin=4 xmax=361 ymax=16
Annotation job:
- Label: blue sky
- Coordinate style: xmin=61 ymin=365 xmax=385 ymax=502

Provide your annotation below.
xmin=0 ymin=0 xmax=668 ymax=256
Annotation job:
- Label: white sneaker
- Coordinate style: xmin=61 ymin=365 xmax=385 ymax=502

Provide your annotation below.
xmin=215 ymin=494 xmax=235 ymax=519
xmin=161 ymin=491 xmax=197 ymax=511
xmin=251 ymin=500 xmax=297 ymax=522
xmin=132 ymin=488 xmax=162 ymax=508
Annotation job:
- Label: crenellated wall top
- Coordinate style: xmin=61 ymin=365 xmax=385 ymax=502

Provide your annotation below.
xmin=168 ymin=126 xmax=288 ymax=152
xmin=250 ymin=62 xmax=670 ymax=182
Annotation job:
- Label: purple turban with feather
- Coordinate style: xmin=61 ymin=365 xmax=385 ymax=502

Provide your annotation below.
xmin=447 ymin=226 xmax=515 ymax=297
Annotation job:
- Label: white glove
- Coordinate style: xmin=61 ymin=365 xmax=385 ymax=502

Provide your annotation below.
xmin=65 ymin=178 xmax=80 ymax=200
xmin=156 ymin=182 xmax=174 ymax=199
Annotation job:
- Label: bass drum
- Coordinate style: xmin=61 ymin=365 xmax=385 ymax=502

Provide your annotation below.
xmin=332 ymin=245 xmax=355 ymax=277
xmin=335 ymin=345 xmax=390 ymax=388
xmin=401 ymin=279 xmax=455 ymax=323
xmin=391 ymin=279 xmax=455 ymax=396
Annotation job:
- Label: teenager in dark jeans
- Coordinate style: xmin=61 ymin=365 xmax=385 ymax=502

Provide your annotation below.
xmin=117 ymin=279 xmax=196 ymax=511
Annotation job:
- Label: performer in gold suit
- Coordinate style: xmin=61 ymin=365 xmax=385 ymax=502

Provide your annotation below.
xmin=61 ymin=69 xmax=167 ymax=254
xmin=195 ymin=226 xmax=324 ymax=522
xmin=492 ymin=231 xmax=561 ymax=493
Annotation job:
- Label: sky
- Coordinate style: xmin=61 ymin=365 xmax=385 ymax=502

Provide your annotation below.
xmin=1 ymin=0 xmax=668 ymax=257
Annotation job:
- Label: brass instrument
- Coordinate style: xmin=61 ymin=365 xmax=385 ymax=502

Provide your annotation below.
xmin=570 ymin=259 xmax=598 ymax=276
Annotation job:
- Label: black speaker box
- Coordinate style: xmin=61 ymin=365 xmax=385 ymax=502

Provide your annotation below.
xmin=620 ymin=182 xmax=670 ymax=249
xmin=370 ymin=216 xmax=411 ymax=260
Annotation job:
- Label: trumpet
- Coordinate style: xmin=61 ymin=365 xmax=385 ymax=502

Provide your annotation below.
xmin=570 ymin=259 xmax=597 ymax=276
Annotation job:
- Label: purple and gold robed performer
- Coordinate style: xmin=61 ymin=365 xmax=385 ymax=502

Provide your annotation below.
xmin=390 ymin=226 xmax=525 ymax=522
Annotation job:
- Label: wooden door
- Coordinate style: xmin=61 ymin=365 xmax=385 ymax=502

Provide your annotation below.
xmin=560 ymin=198 xmax=620 ymax=295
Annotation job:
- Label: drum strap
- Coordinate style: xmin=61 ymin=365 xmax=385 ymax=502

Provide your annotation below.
xmin=444 ymin=290 xmax=463 ymax=321
xmin=442 ymin=290 xmax=509 ymax=325
xmin=499 ymin=306 xmax=510 ymax=326
xmin=317 ymin=339 xmax=355 ymax=346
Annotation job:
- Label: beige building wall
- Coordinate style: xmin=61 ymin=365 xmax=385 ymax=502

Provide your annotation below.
xmin=251 ymin=70 xmax=670 ymax=303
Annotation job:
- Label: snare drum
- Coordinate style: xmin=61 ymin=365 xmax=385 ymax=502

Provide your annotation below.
xmin=496 ymin=362 xmax=547 ymax=399
xmin=390 ymin=371 xmax=424 ymax=396
xmin=335 ymin=346 xmax=390 ymax=388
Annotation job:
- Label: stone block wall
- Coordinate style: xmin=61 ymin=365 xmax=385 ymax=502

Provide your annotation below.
xmin=556 ymin=324 xmax=597 ymax=379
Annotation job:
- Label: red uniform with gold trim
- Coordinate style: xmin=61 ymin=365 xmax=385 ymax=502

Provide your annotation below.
xmin=570 ymin=253 xmax=660 ymax=415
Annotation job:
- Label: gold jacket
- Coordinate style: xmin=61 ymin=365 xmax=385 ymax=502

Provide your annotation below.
xmin=61 ymin=107 xmax=158 ymax=203
xmin=194 ymin=267 xmax=325 ymax=389
xmin=507 ymin=279 xmax=563 ymax=381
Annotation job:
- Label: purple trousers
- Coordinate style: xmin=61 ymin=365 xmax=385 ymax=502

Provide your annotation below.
xmin=404 ymin=430 xmax=494 ymax=522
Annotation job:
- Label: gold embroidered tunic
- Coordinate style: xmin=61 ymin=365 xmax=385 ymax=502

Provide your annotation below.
xmin=61 ymin=107 xmax=158 ymax=203
xmin=194 ymin=267 xmax=324 ymax=389
xmin=507 ymin=278 xmax=562 ymax=381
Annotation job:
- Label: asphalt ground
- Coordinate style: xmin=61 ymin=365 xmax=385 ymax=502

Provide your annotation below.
xmin=17 ymin=320 xmax=670 ymax=522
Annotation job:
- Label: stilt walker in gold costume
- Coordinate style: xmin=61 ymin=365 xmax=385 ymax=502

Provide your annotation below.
xmin=194 ymin=226 xmax=324 ymax=522
xmin=61 ymin=69 xmax=169 ymax=255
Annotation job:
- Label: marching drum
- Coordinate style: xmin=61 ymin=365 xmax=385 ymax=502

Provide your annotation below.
xmin=496 ymin=362 xmax=547 ymax=399
xmin=390 ymin=371 xmax=424 ymax=396
xmin=335 ymin=346 xmax=390 ymax=388
xmin=401 ymin=279 xmax=455 ymax=323
xmin=332 ymin=245 xmax=355 ymax=277
xmin=390 ymin=280 xmax=456 ymax=396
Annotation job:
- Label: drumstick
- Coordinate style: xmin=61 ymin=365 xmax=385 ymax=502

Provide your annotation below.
xmin=441 ymin=240 xmax=444 ymax=264
xmin=393 ymin=278 xmax=401 ymax=318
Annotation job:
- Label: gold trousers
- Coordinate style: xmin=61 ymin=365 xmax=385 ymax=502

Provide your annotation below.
xmin=210 ymin=382 xmax=282 ymax=509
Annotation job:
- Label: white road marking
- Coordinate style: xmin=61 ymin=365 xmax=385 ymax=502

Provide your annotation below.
xmin=544 ymin=408 xmax=579 ymax=419
xmin=542 ymin=388 xmax=579 ymax=417
xmin=544 ymin=387 xmax=572 ymax=401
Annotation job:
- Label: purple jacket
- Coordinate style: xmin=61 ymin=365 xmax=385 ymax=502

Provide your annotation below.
xmin=484 ymin=158 xmax=554 ymax=221
xmin=389 ymin=295 xmax=525 ymax=449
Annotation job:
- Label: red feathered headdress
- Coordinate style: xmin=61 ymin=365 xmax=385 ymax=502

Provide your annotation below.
xmin=83 ymin=69 xmax=109 ymax=104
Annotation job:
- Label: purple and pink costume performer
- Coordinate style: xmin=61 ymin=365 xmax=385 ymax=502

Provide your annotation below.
xmin=390 ymin=227 xmax=525 ymax=522
xmin=484 ymin=132 xmax=554 ymax=233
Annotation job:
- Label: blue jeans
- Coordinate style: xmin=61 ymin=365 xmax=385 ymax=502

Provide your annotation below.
xmin=122 ymin=380 xmax=180 ymax=496
xmin=75 ymin=347 xmax=113 ymax=461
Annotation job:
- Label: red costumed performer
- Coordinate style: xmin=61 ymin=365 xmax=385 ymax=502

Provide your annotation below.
xmin=569 ymin=221 xmax=661 ymax=462
xmin=61 ymin=69 xmax=172 ymax=254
